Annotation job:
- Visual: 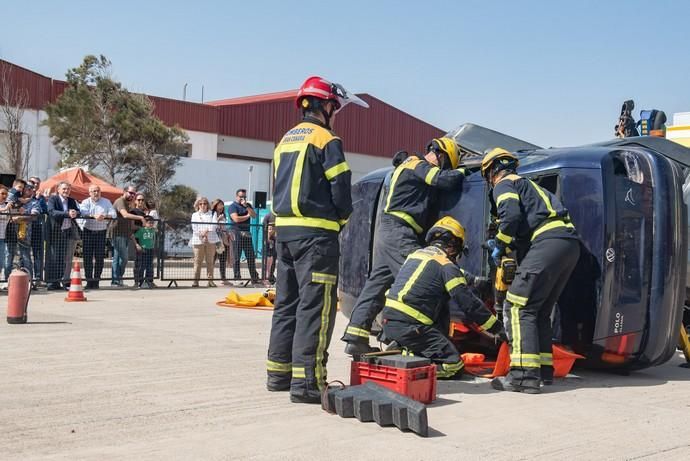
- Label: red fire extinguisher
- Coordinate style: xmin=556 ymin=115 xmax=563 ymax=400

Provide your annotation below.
xmin=7 ymin=267 xmax=31 ymax=324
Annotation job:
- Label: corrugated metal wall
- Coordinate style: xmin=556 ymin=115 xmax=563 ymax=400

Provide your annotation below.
xmin=0 ymin=60 xmax=52 ymax=109
xmin=218 ymin=94 xmax=443 ymax=157
xmin=149 ymin=96 xmax=218 ymax=134
xmin=1 ymin=59 xmax=443 ymax=157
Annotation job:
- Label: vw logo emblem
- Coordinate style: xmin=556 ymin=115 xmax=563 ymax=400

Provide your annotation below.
xmin=606 ymin=248 xmax=615 ymax=262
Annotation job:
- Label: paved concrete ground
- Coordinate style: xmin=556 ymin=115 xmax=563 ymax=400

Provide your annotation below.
xmin=1 ymin=287 xmax=689 ymax=461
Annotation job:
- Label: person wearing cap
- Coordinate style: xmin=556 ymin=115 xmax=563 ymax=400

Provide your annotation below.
xmin=342 ymin=138 xmax=467 ymax=355
xmin=481 ymin=148 xmax=580 ymax=394
xmin=381 ymin=216 xmax=505 ymax=379
xmin=266 ymin=76 xmax=368 ymax=404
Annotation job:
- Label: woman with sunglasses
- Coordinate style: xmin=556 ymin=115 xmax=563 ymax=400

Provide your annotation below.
xmin=190 ymin=197 xmax=219 ymax=287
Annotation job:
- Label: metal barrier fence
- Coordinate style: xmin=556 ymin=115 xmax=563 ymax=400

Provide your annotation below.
xmin=160 ymin=220 xmax=269 ymax=284
xmin=0 ymin=213 xmax=275 ymax=288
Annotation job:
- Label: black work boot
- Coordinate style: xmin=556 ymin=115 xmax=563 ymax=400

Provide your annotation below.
xmin=541 ymin=366 xmax=554 ymax=385
xmin=490 ymin=376 xmax=541 ymax=394
xmin=344 ymin=341 xmax=376 ymax=356
xmin=266 ymin=376 xmax=290 ymax=392
xmin=290 ymin=392 xmax=322 ymax=404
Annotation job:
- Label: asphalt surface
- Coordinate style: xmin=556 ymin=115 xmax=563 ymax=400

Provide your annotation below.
xmin=1 ymin=287 xmax=689 ymax=460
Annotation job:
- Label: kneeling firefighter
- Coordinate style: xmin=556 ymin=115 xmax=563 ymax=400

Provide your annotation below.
xmin=481 ymin=148 xmax=580 ymax=394
xmin=342 ymin=138 xmax=466 ymax=355
xmin=381 ymin=216 xmax=505 ymax=379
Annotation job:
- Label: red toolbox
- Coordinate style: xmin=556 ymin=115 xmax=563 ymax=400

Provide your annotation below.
xmin=350 ymin=355 xmax=436 ymax=404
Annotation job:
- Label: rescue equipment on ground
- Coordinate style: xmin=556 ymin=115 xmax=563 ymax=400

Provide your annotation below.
xmin=6 ymin=267 xmax=31 ymax=324
xmin=216 ymin=290 xmax=274 ymax=311
xmin=449 ymin=330 xmax=584 ymax=378
xmin=350 ymin=353 xmax=436 ymax=404
xmin=65 ymin=261 xmax=87 ymax=302
xmin=263 ymin=288 xmax=275 ymax=302
xmin=322 ymin=381 xmax=430 ymax=437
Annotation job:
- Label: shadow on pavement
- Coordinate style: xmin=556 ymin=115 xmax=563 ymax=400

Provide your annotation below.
xmin=434 ymin=354 xmax=690 ymax=395
xmin=427 ymin=396 xmax=461 ymax=408
xmin=546 ymin=356 xmax=690 ymax=393
xmin=426 ymin=427 xmax=447 ymax=438
xmin=25 ymin=321 xmax=72 ymax=325
xmin=436 ymin=378 xmax=497 ymax=396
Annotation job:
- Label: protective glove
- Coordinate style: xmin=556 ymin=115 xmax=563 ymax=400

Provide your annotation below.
xmin=487 ymin=320 xmax=508 ymax=344
xmin=491 ymin=245 xmax=505 ymax=266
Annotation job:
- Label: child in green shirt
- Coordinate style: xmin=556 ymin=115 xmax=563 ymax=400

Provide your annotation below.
xmin=132 ymin=216 xmax=157 ymax=288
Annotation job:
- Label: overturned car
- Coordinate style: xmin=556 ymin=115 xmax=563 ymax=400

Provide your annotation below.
xmin=339 ymin=124 xmax=688 ymax=371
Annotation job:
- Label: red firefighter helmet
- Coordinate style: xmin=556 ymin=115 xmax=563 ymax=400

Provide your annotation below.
xmin=296 ymin=76 xmax=369 ymax=113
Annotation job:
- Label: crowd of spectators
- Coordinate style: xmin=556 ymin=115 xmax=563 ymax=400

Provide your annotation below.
xmin=0 ymin=178 xmax=275 ymax=290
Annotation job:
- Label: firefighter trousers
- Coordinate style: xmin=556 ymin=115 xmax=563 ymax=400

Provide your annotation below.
xmin=504 ymin=237 xmax=580 ymax=387
xmin=342 ymin=215 xmax=421 ymax=344
xmin=382 ymin=317 xmax=464 ymax=378
xmin=266 ymin=235 xmax=339 ymax=400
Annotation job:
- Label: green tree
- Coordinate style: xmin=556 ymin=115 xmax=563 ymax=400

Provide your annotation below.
xmin=129 ymin=94 xmax=187 ymax=208
xmin=160 ymin=184 xmax=198 ymax=222
xmin=160 ymin=184 xmax=198 ymax=251
xmin=44 ymin=55 xmax=187 ymax=189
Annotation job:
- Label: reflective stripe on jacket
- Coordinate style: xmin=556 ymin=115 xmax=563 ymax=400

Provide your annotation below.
xmin=383 ymin=246 xmax=496 ymax=331
xmin=272 ymin=117 xmax=352 ymax=241
xmin=492 ymin=174 xmax=577 ymax=246
xmin=384 ymin=156 xmax=464 ymax=234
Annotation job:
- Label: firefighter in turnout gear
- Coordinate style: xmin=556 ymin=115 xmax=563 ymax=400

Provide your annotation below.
xmin=481 ymin=148 xmax=580 ymax=394
xmin=266 ymin=76 xmax=369 ymax=404
xmin=342 ymin=138 xmax=466 ymax=355
xmin=381 ymin=216 xmax=504 ymax=378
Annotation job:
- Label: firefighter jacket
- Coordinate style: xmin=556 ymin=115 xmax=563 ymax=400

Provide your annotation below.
xmin=383 ymin=246 xmax=497 ymax=332
xmin=492 ymin=174 xmax=577 ymax=249
xmin=272 ymin=117 xmax=352 ymax=242
xmin=384 ymin=156 xmax=465 ymax=234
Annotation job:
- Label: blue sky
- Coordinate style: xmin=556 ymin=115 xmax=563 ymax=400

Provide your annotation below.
xmin=2 ymin=0 xmax=689 ymax=148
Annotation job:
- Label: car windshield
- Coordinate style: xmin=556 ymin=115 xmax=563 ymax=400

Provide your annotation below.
xmin=447 ymin=123 xmax=541 ymax=156
xmin=517 ymin=151 xmax=550 ymax=166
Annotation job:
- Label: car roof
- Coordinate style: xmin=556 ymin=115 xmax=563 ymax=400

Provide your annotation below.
xmin=592 ymin=136 xmax=690 ymax=168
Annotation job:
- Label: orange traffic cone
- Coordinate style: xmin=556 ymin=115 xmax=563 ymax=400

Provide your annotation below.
xmin=65 ymin=260 xmax=87 ymax=302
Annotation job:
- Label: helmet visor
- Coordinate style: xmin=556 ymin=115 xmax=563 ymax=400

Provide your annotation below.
xmin=331 ymin=83 xmax=369 ymax=113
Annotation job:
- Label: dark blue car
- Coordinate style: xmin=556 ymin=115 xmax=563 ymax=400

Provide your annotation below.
xmin=339 ymin=124 xmax=687 ymax=371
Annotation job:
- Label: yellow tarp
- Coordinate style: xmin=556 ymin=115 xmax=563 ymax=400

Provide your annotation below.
xmin=216 ymin=291 xmax=274 ymax=311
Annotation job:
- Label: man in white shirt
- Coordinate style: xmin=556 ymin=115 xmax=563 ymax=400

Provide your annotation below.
xmin=79 ymin=185 xmax=117 ymax=289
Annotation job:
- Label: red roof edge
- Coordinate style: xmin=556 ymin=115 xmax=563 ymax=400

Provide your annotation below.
xmin=206 ymin=89 xmax=298 ymax=106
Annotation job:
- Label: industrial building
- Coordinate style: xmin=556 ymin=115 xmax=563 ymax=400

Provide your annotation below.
xmin=0 ymin=59 xmax=443 ymax=204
